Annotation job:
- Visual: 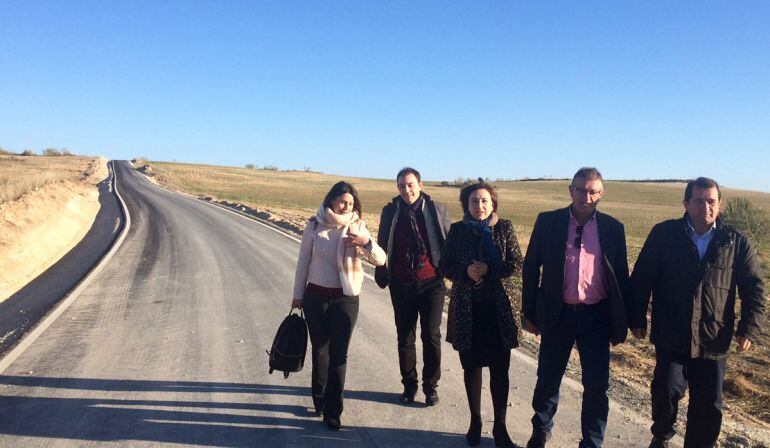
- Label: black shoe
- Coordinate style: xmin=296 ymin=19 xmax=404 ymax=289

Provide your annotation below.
xmin=466 ymin=416 xmax=482 ymax=446
xmin=324 ymin=414 xmax=341 ymax=431
xmin=493 ymin=423 xmax=519 ymax=448
xmin=648 ymin=437 xmax=670 ymax=448
xmin=400 ymin=387 xmax=417 ymax=404
xmin=313 ymin=407 xmax=322 ymax=417
xmin=526 ymin=431 xmax=550 ymax=448
xmin=425 ymin=390 xmax=439 ymax=406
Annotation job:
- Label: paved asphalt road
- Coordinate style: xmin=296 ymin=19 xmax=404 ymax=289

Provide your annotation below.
xmin=0 ymin=161 xmax=654 ymax=447
xmin=0 ymin=161 xmax=124 ymax=355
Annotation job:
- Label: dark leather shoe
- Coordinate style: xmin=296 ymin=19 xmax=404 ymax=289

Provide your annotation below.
xmin=466 ymin=416 xmax=482 ymax=446
xmin=526 ymin=431 xmax=550 ymax=448
xmin=425 ymin=390 xmax=439 ymax=406
xmin=400 ymin=387 xmax=417 ymax=404
xmin=648 ymin=437 xmax=670 ymax=448
xmin=324 ymin=414 xmax=341 ymax=431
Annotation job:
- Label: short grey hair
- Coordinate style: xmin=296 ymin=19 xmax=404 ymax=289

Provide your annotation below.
xmin=572 ymin=167 xmax=603 ymax=184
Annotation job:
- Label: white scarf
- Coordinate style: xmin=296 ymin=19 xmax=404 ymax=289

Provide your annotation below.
xmin=315 ymin=206 xmax=364 ymax=296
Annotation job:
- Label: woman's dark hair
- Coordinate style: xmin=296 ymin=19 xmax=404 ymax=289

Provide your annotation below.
xmin=323 ymin=181 xmax=363 ymax=217
xmin=459 ymin=182 xmax=498 ymax=214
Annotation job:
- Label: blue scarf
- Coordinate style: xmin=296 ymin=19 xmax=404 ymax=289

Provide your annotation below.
xmin=462 ymin=212 xmax=500 ymax=270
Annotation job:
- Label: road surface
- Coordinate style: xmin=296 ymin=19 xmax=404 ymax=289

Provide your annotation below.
xmin=0 ymin=161 xmax=653 ymax=447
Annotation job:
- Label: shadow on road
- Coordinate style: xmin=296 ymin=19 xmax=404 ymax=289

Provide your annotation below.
xmin=0 ymin=375 xmax=459 ymax=447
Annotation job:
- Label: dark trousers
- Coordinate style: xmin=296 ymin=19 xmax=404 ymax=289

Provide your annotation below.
xmin=389 ymin=276 xmax=445 ymax=393
xmin=531 ymin=303 xmax=611 ymax=448
xmin=303 ymin=287 xmax=359 ymax=419
xmin=651 ymin=348 xmax=726 ymax=448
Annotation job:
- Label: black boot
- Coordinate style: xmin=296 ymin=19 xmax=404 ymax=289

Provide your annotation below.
xmin=493 ymin=423 xmax=517 ymax=448
xmin=490 ymin=361 xmax=516 ymax=447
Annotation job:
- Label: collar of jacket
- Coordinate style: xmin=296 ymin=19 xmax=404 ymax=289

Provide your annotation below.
xmin=555 ymin=205 xmax=614 ymax=256
xmin=556 ymin=204 xmax=606 ymax=233
xmin=678 ymin=214 xmax=731 ymax=245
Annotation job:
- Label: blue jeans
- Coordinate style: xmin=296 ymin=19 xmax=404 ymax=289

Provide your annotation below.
xmin=531 ymin=303 xmax=611 ymax=448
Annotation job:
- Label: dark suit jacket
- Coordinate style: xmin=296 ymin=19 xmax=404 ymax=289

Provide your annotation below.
xmin=522 ymin=206 xmax=630 ymax=344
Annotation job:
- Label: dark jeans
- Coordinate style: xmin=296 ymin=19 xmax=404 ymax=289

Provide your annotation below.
xmin=531 ymin=302 xmax=611 ymax=448
xmin=389 ymin=276 xmax=445 ymax=393
xmin=651 ymin=347 xmax=726 ymax=448
xmin=303 ymin=286 xmax=359 ymax=419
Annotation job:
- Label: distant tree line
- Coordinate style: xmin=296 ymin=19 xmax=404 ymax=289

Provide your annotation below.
xmin=243 ymin=164 xmax=318 ymax=173
xmin=0 ymin=146 xmax=75 ymax=156
xmin=245 ymin=163 xmax=278 ymax=171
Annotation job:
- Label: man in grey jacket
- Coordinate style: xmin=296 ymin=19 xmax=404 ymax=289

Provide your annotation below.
xmin=630 ymin=177 xmax=766 ymax=448
xmin=375 ymin=167 xmax=451 ymax=406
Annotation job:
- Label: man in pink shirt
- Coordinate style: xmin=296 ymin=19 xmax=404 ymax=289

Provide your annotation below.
xmin=522 ymin=167 xmax=630 ymax=448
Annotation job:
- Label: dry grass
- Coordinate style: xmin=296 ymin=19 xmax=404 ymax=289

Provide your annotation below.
xmin=144 ymin=160 xmax=770 ymax=426
xmin=0 ymin=155 xmax=105 ymax=203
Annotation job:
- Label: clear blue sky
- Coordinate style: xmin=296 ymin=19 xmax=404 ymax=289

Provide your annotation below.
xmin=2 ymin=1 xmax=769 ymax=191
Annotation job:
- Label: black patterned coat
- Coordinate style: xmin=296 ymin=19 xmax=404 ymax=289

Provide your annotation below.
xmin=439 ymin=219 xmax=523 ymax=352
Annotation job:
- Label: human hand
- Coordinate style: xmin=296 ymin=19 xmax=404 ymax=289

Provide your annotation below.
xmin=472 ymin=260 xmax=488 ymax=277
xmin=631 ymin=327 xmax=647 ymax=340
xmin=466 ymin=264 xmax=483 ymax=285
xmin=523 ymin=318 xmax=539 ymax=336
xmin=291 ymin=299 xmax=303 ymax=309
xmin=736 ymin=335 xmax=752 ymax=352
xmin=343 ymin=233 xmax=370 ymax=247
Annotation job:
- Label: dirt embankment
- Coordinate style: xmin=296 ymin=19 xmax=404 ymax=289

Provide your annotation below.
xmin=0 ymin=158 xmax=109 ymax=302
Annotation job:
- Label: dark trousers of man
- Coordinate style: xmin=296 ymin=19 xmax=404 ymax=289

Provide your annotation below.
xmin=531 ymin=302 xmax=611 ymax=448
xmin=303 ymin=285 xmax=359 ymax=419
xmin=388 ymin=276 xmax=445 ymax=394
xmin=651 ymin=348 xmax=727 ymax=448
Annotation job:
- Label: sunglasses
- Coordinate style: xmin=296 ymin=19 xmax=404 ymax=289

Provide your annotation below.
xmin=574 ymin=225 xmax=584 ymax=248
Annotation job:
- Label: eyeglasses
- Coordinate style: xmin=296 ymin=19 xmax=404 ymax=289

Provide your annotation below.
xmin=574 ymin=225 xmax=584 ymax=248
xmin=570 ymin=186 xmax=603 ymax=196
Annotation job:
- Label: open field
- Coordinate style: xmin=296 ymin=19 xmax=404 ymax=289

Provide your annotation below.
xmin=0 ymin=155 xmax=105 ymax=203
xmin=142 ymin=161 xmax=770 ymax=260
xmin=142 ymin=160 xmax=770 ymax=439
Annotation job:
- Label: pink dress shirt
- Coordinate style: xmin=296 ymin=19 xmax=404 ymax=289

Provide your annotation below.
xmin=563 ymin=210 xmax=608 ymax=304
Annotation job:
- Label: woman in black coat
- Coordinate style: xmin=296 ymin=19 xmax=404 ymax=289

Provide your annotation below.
xmin=439 ymin=182 xmax=523 ymax=448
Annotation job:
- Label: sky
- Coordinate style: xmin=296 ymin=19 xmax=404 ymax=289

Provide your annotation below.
xmin=1 ymin=1 xmax=769 ymax=192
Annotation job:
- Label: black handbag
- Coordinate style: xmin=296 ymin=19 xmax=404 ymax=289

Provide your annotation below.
xmin=266 ymin=309 xmax=308 ymax=378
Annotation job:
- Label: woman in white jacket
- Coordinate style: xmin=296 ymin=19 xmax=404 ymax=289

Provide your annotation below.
xmin=291 ymin=181 xmax=386 ymax=431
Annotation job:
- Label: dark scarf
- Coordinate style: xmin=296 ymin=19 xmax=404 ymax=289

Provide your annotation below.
xmin=462 ymin=211 xmax=500 ymax=270
xmin=402 ymin=194 xmax=427 ymax=273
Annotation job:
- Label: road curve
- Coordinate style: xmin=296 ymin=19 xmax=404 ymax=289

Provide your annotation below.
xmin=0 ymin=161 xmax=653 ymax=447
xmin=0 ymin=161 xmax=124 ymax=355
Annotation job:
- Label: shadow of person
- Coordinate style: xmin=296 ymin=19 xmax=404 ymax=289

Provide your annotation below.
xmin=0 ymin=375 xmax=462 ymax=447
